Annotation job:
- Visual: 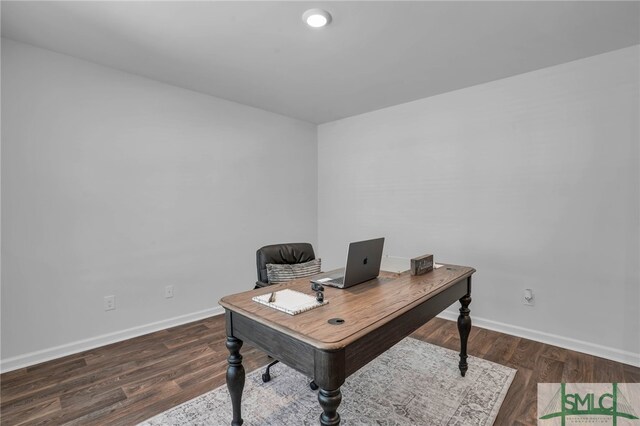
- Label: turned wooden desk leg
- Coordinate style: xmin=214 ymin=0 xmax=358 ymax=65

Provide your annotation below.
xmin=226 ymin=336 xmax=245 ymax=426
xmin=318 ymin=388 xmax=342 ymax=426
xmin=457 ymin=285 xmax=472 ymax=377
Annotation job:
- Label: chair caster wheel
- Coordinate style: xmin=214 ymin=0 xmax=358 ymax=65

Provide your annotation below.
xmin=262 ymin=373 xmax=271 ymax=383
xmin=309 ymin=381 xmax=318 ymax=390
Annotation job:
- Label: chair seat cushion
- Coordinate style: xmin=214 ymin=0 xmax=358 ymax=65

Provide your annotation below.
xmin=266 ymin=259 xmax=322 ymax=284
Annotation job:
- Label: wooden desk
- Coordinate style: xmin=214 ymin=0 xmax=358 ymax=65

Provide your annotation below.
xmin=219 ymin=264 xmax=475 ymax=426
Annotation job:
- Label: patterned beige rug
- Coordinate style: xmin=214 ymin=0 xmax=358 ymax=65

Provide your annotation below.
xmin=140 ymin=337 xmax=516 ymax=425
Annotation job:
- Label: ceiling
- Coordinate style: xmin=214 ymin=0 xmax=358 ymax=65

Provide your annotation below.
xmin=2 ymin=1 xmax=639 ymax=124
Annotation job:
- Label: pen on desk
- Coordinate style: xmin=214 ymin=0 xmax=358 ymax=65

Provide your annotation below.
xmin=268 ymin=292 xmax=276 ymax=303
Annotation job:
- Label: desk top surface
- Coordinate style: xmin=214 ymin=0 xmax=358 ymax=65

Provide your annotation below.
xmin=219 ymin=264 xmax=475 ymax=350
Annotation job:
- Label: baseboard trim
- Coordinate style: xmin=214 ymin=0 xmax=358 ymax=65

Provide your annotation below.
xmin=4 ymin=306 xmax=637 ymax=372
xmin=437 ymin=310 xmax=640 ymax=368
xmin=0 ymin=306 xmax=225 ymax=373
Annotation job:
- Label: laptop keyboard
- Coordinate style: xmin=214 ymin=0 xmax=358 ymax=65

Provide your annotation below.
xmin=328 ymin=277 xmax=344 ymax=285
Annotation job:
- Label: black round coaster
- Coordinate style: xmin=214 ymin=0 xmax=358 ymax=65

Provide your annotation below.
xmin=328 ymin=318 xmax=345 ymax=325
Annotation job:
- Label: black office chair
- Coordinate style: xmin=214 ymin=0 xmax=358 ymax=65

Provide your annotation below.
xmin=255 ymin=242 xmax=319 ymax=390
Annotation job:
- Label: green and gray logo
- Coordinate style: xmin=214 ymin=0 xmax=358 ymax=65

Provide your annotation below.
xmin=538 ymin=383 xmax=640 ymax=426
xmin=538 ymin=383 xmax=640 ymax=425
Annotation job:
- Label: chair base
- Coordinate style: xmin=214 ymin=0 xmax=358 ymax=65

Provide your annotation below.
xmin=262 ymin=359 xmax=279 ymax=382
xmin=261 ymin=359 xmax=319 ymax=390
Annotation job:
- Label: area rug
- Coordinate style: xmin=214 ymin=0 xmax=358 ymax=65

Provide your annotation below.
xmin=140 ymin=337 xmax=516 ymax=425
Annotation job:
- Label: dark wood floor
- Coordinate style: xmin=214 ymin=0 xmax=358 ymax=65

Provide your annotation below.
xmin=1 ymin=316 xmax=638 ymax=425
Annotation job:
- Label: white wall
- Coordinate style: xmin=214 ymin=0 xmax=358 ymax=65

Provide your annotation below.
xmin=1 ymin=39 xmax=317 ymax=369
xmin=2 ymin=38 xmax=638 ymax=371
xmin=318 ymin=46 xmax=640 ymax=365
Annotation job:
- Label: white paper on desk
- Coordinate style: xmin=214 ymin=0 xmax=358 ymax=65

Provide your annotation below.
xmin=252 ymin=289 xmax=328 ymax=315
xmin=380 ymin=256 xmax=410 ymax=273
xmin=381 ymin=257 xmax=446 ymax=272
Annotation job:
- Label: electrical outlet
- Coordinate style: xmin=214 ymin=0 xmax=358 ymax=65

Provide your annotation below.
xmin=104 ymin=295 xmax=116 ymax=311
xmin=165 ymin=285 xmax=174 ymax=298
xmin=523 ymin=288 xmax=534 ymax=306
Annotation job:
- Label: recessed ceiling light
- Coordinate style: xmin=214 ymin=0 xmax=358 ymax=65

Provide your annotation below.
xmin=302 ymin=9 xmax=332 ymax=28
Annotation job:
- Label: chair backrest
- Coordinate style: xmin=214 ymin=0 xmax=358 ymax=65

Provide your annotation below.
xmin=256 ymin=243 xmax=316 ymax=285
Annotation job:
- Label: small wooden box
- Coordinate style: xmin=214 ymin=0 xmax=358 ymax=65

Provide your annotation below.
xmin=410 ymin=254 xmax=434 ymax=276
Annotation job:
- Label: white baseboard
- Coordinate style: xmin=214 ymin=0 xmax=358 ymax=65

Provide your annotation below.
xmin=4 ymin=306 xmax=637 ymax=373
xmin=0 ymin=306 xmax=225 ymax=373
xmin=437 ymin=310 xmax=640 ymax=368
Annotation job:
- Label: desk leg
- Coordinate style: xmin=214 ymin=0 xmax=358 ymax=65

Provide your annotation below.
xmin=457 ymin=291 xmax=472 ymax=377
xmin=318 ymin=388 xmax=342 ymax=426
xmin=226 ymin=336 xmax=245 ymax=426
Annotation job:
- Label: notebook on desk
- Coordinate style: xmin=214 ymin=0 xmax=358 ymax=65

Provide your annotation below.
xmin=252 ymin=289 xmax=328 ymax=315
xmin=311 ymin=237 xmax=385 ymax=289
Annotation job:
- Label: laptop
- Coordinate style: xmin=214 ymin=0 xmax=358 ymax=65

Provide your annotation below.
xmin=311 ymin=238 xmax=385 ymax=289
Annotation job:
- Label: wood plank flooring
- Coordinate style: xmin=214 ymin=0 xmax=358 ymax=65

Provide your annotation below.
xmin=1 ymin=316 xmax=638 ymax=425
